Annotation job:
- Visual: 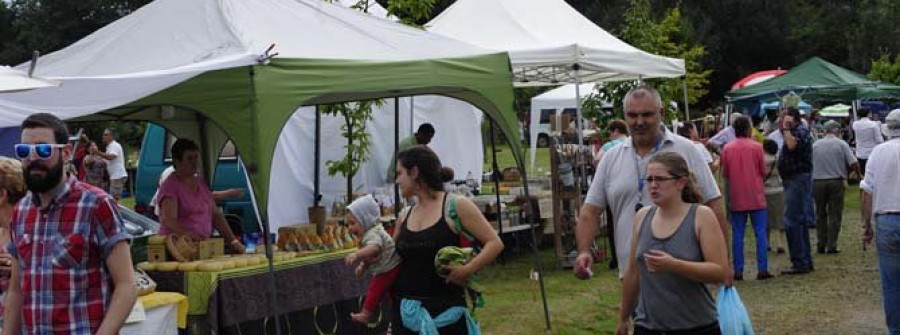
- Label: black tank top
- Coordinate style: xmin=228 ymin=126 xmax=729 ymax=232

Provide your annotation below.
xmin=394 ymin=193 xmax=465 ymax=303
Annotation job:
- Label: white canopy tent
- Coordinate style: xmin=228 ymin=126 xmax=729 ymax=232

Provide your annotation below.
xmin=428 ymin=0 xmax=687 ymax=179
xmin=0 ymin=66 xmax=59 ymax=92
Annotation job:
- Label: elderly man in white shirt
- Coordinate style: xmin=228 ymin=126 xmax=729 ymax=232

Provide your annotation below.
xmin=573 ymin=85 xmax=729 ymax=284
xmin=852 ymin=107 xmax=884 ymax=175
xmin=861 ymin=108 xmax=900 ymax=334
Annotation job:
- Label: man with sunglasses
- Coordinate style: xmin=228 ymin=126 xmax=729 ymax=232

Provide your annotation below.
xmin=4 ymin=113 xmax=136 ymax=334
xmin=90 ymin=128 xmax=128 ymax=201
xmin=573 ymin=85 xmax=729 ymax=284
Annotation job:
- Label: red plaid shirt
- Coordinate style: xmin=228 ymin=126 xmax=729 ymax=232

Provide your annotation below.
xmin=7 ymin=176 xmax=130 ymax=334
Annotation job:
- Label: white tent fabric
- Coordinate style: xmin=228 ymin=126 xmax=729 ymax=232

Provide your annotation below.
xmin=0 ymin=66 xmax=60 ymax=93
xmin=268 ymin=96 xmax=484 ymax=230
xmin=427 ymin=0 xmax=685 ymax=86
xmin=0 ymin=0 xmax=496 ymax=126
xmin=528 ymin=83 xmax=601 ymax=170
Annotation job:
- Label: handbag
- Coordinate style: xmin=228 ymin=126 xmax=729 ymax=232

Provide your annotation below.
xmin=134 ymin=268 xmax=157 ymax=296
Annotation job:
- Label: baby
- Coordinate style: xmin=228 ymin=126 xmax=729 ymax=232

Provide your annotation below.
xmin=345 ymin=194 xmax=401 ymax=323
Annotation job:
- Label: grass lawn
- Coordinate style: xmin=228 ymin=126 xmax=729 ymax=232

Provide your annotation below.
xmin=475 ymin=184 xmax=886 ymax=334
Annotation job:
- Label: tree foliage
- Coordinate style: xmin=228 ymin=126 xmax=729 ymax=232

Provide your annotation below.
xmin=587 ymin=0 xmax=710 ymax=123
xmin=869 ymin=53 xmax=900 ymax=85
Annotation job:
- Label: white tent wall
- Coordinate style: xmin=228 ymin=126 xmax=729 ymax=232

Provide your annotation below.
xmin=267 ymin=96 xmax=484 ymax=231
xmin=528 ymin=83 xmax=600 ymax=171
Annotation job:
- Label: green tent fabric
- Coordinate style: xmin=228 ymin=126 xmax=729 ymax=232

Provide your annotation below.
xmin=100 ymin=55 xmax=519 ymax=220
xmin=726 ymin=57 xmax=900 ymax=102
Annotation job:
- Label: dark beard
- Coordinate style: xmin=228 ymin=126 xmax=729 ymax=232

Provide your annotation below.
xmin=24 ymin=157 xmax=64 ymax=194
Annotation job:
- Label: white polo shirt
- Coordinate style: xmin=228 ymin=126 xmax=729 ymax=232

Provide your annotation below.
xmin=861 ymin=138 xmax=900 ymax=215
xmin=586 ymin=128 xmax=721 ymax=278
xmin=105 ymin=140 xmax=128 ymax=180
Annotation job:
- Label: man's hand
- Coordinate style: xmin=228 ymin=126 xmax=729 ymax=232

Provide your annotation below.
xmin=782 ymin=115 xmax=795 ymax=129
xmin=345 ymin=252 xmax=358 ymax=266
xmin=863 ymin=224 xmax=874 ymax=247
xmin=573 ymin=251 xmax=594 ymax=280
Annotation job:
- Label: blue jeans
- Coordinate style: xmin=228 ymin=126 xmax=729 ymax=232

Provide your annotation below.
xmin=783 ymin=173 xmax=814 ymax=270
xmin=876 ymin=214 xmax=900 ymax=334
xmin=731 ymin=209 xmax=769 ymax=273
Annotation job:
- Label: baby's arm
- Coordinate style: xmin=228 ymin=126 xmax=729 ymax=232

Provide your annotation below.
xmin=346 ymin=244 xmax=383 ymax=265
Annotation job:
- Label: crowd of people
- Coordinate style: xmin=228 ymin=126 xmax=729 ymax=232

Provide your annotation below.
xmin=574 ymin=85 xmax=900 ymax=334
xmin=0 ymin=85 xmax=898 ymax=334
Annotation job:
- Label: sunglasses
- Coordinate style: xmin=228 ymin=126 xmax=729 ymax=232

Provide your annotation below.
xmin=14 ymin=144 xmax=66 ymax=160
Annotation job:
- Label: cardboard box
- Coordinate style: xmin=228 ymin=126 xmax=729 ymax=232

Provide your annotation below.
xmin=147 ymin=244 xmax=167 ymax=263
xmin=550 ymin=114 xmax=571 ymax=132
xmin=198 ymin=238 xmax=224 ymax=260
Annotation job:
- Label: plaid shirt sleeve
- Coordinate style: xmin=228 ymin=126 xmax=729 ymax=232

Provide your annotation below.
xmin=92 ymin=195 xmax=132 ymax=258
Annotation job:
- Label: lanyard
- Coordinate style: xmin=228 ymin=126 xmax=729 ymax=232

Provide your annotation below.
xmin=633 ymin=137 xmax=664 ymax=203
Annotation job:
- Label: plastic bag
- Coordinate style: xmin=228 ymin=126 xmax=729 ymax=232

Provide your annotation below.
xmin=717 ymin=286 xmax=754 ymax=335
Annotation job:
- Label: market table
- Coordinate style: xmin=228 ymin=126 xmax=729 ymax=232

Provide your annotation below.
xmin=147 ymin=249 xmax=373 ymax=334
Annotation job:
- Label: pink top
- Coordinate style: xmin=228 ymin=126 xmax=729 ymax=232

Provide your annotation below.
xmin=157 ymin=174 xmax=214 ymax=238
xmin=721 ymin=138 xmax=767 ymax=211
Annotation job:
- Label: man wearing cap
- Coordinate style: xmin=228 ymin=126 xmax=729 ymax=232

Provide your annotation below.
xmin=861 ymin=109 xmax=900 ymax=334
xmin=812 ymin=120 xmax=859 ymax=254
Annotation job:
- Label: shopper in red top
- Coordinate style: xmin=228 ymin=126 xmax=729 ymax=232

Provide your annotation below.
xmin=4 ymin=113 xmax=136 ymax=335
xmin=721 ymin=115 xmax=773 ymax=281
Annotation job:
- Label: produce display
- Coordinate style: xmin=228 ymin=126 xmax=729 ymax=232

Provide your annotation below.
xmin=140 ymin=225 xmax=360 ymax=273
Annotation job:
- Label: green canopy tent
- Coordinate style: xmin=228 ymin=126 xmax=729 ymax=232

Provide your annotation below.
xmin=727 ymin=57 xmax=900 ymax=103
xmin=0 ymin=0 xmax=548 ymax=331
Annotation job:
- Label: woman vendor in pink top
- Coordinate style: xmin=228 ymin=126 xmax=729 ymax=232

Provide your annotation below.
xmin=158 ymin=138 xmax=245 ymax=253
xmin=721 ymin=115 xmax=772 ymax=281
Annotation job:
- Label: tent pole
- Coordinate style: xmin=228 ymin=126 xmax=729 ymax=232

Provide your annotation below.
xmin=489 ymin=120 xmax=505 ymax=264
xmin=246 ymin=66 xmax=282 ymax=335
xmin=394 ymin=97 xmax=401 ymax=215
xmin=852 ymin=100 xmax=859 ymax=121
xmin=573 ymin=66 xmax=586 ymax=214
xmin=409 ymin=96 xmax=415 ymax=133
xmin=682 ymin=77 xmax=691 ymax=121
xmin=314 ymin=105 xmax=321 ymax=207
xmin=515 ymin=136 xmax=553 ymax=332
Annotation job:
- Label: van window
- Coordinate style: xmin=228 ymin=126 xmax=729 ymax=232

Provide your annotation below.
xmin=540 ymin=109 xmax=555 ymax=123
xmin=163 ymin=131 xmax=237 ymax=161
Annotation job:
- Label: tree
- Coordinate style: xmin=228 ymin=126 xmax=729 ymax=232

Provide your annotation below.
xmin=1 ymin=0 xmax=152 ymax=65
xmin=869 ymin=53 xmax=900 ymax=85
xmin=588 ymin=0 xmax=710 ymax=123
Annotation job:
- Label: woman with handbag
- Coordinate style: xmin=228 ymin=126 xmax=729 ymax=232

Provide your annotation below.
xmin=391 ymin=145 xmax=503 ymax=334
xmin=0 ymin=157 xmax=27 ymax=327
xmin=617 ymin=152 xmax=728 ymax=335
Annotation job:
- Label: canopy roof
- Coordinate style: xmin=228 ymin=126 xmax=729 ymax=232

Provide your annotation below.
xmin=0 ymin=66 xmax=59 ymax=92
xmin=727 ymin=57 xmax=900 ymax=102
xmin=820 ymin=103 xmax=851 ymax=117
xmin=0 ymin=0 xmax=521 ymax=220
xmin=426 ymin=0 xmax=685 ymax=86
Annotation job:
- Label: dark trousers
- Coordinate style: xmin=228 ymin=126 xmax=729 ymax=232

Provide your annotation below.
xmin=859 ymin=158 xmax=868 ymax=177
xmin=814 ymin=179 xmax=846 ymax=250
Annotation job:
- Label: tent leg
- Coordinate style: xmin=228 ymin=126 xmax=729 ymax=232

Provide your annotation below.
xmin=852 ymin=100 xmax=859 ymax=121
xmin=517 ymin=149 xmax=553 ymax=332
xmin=682 ymin=77 xmax=691 ymax=121
xmin=573 ymin=69 xmax=586 ymax=209
xmin=489 ymin=121 xmax=504 ymax=264
xmin=394 ymin=97 xmax=401 ymax=215
xmin=314 ymin=105 xmax=321 ymax=207
xmin=238 ymin=157 xmax=282 ymax=335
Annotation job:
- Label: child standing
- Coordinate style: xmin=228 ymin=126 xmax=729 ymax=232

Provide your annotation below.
xmin=763 ymin=139 xmax=787 ymax=254
xmin=345 ymin=195 xmax=401 ymax=324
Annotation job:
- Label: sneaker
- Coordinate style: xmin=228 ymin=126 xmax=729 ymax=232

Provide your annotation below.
xmin=756 ymin=271 xmax=775 ymax=280
xmin=733 ymin=273 xmax=744 ymax=281
xmin=826 ymin=248 xmax=841 ymax=254
xmin=817 ymin=245 xmax=826 ymax=254
xmin=777 ymin=247 xmax=785 ymax=254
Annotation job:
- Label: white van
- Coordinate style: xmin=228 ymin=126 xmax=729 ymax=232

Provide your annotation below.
xmin=531 ymin=108 xmax=595 ymax=147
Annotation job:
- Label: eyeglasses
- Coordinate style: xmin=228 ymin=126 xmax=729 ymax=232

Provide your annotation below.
xmin=643 ymin=176 xmax=680 ymax=184
xmin=14 ymin=144 xmax=66 ymax=160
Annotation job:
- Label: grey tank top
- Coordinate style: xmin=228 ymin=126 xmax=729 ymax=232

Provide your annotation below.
xmin=634 ymin=204 xmax=717 ymax=331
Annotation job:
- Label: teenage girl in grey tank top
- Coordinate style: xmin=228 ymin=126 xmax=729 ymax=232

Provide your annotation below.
xmin=617 ymin=152 xmax=729 ymax=335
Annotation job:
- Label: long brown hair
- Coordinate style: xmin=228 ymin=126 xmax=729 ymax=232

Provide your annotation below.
xmin=649 ymin=152 xmax=702 ymax=203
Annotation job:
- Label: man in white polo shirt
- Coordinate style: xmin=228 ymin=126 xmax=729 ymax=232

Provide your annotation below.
xmin=573 ymin=85 xmax=728 ymax=283
xmin=92 ymin=128 xmax=128 ymax=200
xmin=861 ymin=108 xmax=900 ymax=334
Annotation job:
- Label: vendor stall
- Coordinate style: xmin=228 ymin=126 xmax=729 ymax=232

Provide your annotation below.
xmin=121 ymin=292 xmax=189 ymax=335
